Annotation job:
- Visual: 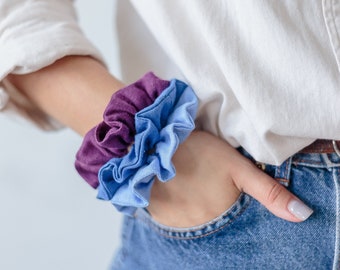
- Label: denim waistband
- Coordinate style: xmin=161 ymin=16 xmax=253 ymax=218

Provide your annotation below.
xmin=239 ymin=148 xmax=340 ymax=188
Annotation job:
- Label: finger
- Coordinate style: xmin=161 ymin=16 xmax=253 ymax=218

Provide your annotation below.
xmin=233 ymin=160 xmax=313 ymax=222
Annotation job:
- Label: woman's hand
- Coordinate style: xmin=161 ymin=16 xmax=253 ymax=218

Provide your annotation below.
xmin=148 ymin=131 xmax=313 ymax=227
xmin=6 ymin=58 xmax=313 ymax=226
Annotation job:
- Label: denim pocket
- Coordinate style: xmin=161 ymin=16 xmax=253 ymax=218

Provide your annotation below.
xmin=133 ymin=148 xmax=292 ymax=240
xmin=134 ymin=193 xmax=252 ymax=240
xmin=113 ymin=152 xmax=339 ymax=270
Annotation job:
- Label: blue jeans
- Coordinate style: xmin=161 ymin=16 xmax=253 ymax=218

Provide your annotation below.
xmin=110 ymin=150 xmax=340 ymax=269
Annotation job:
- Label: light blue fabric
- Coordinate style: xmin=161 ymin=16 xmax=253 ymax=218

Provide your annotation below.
xmin=97 ymin=79 xmax=198 ymax=215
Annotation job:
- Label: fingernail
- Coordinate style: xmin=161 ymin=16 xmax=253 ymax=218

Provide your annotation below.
xmin=288 ymin=199 xmax=313 ymax=221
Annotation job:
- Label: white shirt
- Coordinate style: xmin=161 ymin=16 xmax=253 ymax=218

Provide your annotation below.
xmin=1 ymin=0 xmax=340 ymax=165
xmin=0 ymin=0 xmax=103 ymax=130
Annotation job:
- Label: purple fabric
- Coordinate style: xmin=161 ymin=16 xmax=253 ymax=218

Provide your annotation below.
xmin=75 ymin=72 xmax=170 ymax=188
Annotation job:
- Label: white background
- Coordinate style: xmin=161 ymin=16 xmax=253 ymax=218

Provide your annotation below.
xmin=0 ymin=1 xmax=123 ymax=269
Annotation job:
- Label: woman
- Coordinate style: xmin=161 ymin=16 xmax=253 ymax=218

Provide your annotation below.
xmin=1 ymin=1 xmax=338 ymax=269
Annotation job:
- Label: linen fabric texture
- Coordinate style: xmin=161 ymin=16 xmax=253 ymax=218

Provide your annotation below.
xmin=2 ymin=1 xmax=340 ymax=164
xmin=0 ymin=0 xmax=103 ymax=129
xmin=117 ymin=0 xmax=340 ymax=165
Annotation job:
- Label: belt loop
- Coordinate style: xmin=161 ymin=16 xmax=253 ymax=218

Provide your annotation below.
xmin=274 ymin=157 xmax=292 ymax=187
xmin=332 ymin=140 xmax=340 ymax=157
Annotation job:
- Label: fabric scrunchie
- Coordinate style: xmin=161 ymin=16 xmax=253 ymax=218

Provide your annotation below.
xmin=97 ymin=79 xmax=198 ymax=215
xmin=75 ymin=72 xmax=198 ymax=215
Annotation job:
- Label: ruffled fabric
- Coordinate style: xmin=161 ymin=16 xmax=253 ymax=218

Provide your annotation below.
xmin=75 ymin=72 xmax=170 ymax=188
xmin=97 ymin=79 xmax=198 ymax=215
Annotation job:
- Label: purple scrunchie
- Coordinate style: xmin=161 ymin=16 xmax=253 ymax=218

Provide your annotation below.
xmin=75 ymin=72 xmax=170 ymax=188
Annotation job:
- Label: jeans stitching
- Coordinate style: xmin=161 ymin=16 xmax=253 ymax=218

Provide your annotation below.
xmin=332 ymin=167 xmax=340 ymax=270
xmin=135 ymin=194 xmax=252 ymax=240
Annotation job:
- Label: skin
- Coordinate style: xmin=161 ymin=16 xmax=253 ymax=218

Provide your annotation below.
xmin=7 ymin=55 xmax=307 ymax=227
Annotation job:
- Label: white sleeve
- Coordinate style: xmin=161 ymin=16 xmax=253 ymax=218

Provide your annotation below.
xmin=0 ymin=0 xmax=105 ymax=130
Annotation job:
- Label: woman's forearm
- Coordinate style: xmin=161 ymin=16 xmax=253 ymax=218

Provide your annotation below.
xmin=6 ymin=56 xmax=313 ymax=225
xmin=6 ymin=56 xmax=124 ymax=136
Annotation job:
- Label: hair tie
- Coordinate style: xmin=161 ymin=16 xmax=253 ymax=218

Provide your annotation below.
xmin=75 ymin=72 xmax=198 ymax=215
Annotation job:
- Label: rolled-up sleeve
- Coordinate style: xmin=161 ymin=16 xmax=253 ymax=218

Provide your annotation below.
xmin=0 ymin=0 xmax=104 ymax=77
xmin=0 ymin=0 xmax=104 ymax=129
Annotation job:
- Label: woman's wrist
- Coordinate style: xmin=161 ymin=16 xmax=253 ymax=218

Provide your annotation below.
xmin=6 ymin=55 xmax=124 ymax=135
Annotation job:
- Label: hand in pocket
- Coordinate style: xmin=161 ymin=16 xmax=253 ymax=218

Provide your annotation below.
xmin=148 ymin=131 xmax=313 ymax=227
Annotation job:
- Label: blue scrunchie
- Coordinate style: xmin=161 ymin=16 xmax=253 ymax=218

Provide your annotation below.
xmin=96 ymin=79 xmax=198 ymax=215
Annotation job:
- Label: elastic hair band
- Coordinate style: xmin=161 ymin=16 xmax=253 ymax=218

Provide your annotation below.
xmin=75 ymin=72 xmax=198 ymax=215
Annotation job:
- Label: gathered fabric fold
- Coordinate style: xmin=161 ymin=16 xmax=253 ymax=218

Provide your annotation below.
xmin=75 ymin=72 xmax=170 ymax=188
xmin=97 ymin=79 xmax=198 ymax=215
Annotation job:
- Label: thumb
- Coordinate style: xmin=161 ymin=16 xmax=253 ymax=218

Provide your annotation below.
xmin=234 ymin=161 xmax=313 ymax=222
